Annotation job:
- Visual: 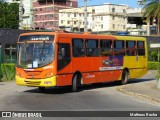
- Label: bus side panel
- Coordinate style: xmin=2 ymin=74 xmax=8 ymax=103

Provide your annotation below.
xmin=112 ymin=70 xmax=122 ymax=80
xmin=56 ymin=74 xmax=73 ymax=86
xmin=98 ymin=71 xmax=113 ymax=82
xmin=72 ymin=57 xmax=93 ymax=84
xmin=123 ymin=56 xmax=137 ymax=78
xmin=72 ymin=57 xmax=93 ymax=73
xmin=135 ymin=56 xmax=147 ymax=78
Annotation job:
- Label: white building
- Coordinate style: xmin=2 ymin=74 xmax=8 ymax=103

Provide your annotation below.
xmin=59 ymin=3 xmax=128 ymax=33
xmin=19 ymin=0 xmax=33 ymax=29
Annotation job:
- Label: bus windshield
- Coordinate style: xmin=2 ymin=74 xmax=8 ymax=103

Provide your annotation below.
xmin=17 ymin=42 xmax=54 ymax=68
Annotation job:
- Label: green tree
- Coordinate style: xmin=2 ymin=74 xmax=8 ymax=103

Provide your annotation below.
xmin=140 ymin=0 xmax=160 ymax=34
xmin=0 ymin=0 xmax=19 ymax=29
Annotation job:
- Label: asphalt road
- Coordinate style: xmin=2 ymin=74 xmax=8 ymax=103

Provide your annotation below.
xmin=0 ymin=71 xmax=160 ymax=120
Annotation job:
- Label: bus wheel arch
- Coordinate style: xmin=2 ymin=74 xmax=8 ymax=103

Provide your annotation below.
xmin=121 ymin=68 xmax=129 ymax=85
xmin=72 ymin=71 xmax=83 ymax=92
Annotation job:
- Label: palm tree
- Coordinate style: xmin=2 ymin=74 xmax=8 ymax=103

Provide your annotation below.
xmin=139 ymin=0 xmax=160 ymax=35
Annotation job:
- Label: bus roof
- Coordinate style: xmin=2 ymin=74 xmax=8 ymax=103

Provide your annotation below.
xmin=19 ymin=31 xmax=146 ymax=41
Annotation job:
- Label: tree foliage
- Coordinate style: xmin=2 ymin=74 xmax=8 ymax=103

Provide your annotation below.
xmin=140 ymin=0 xmax=160 ymax=34
xmin=0 ymin=0 xmax=19 ymax=29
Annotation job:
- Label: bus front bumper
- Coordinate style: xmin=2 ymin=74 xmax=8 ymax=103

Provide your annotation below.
xmin=16 ymin=75 xmax=56 ymax=87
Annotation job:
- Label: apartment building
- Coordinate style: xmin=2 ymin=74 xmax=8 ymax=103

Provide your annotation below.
xmin=59 ymin=3 xmax=128 ymax=33
xmin=33 ymin=0 xmax=78 ymax=30
xmin=59 ymin=7 xmax=93 ymax=32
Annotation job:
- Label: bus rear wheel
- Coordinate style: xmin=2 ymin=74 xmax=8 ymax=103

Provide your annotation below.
xmin=72 ymin=74 xmax=81 ymax=92
xmin=121 ymin=70 xmax=128 ymax=85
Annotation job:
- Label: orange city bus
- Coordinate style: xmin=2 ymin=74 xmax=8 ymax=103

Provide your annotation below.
xmin=16 ymin=31 xmax=148 ymax=92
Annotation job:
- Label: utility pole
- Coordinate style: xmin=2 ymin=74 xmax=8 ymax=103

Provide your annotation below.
xmin=84 ymin=0 xmax=88 ymax=32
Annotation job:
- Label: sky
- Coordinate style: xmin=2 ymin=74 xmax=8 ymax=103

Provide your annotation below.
xmin=78 ymin=0 xmax=140 ymax=8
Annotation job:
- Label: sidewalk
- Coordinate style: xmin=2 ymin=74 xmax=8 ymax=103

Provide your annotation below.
xmin=116 ymin=71 xmax=160 ymax=105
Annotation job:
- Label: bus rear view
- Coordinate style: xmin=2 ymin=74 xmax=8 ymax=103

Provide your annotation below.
xmin=16 ymin=33 xmax=56 ymax=91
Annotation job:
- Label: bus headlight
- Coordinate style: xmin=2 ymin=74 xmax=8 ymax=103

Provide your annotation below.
xmin=45 ymin=72 xmax=53 ymax=78
xmin=16 ymin=71 xmax=22 ymax=77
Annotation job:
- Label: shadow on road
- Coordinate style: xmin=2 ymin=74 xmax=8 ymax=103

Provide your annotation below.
xmin=24 ymin=77 xmax=155 ymax=94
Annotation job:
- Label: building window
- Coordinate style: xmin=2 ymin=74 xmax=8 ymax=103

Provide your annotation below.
xmin=46 ymin=14 xmax=53 ymax=19
xmin=34 ymin=23 xmax=37 ymax=26
xmin=61 ymin=20 xmax=63 ymax=24
xmin=123 ymin=25 xmax=125 ymax=29
xmin=68 ymin=13 xmax=70 ymax=17
xmin=113 ymin=24 xmax=115 ymax=29
xmin=46 ymin=7 xmax=53 ymax=12
xmin=101 ymin=24 xmax=103 ymax=29
xmin=123 ymin=9 xmax=126 ymax=13
xmin=92 ymin=9 xmax=95 ymax=13
xmin=112 ymin=16 xmax=115 ymax=20
xmin=70 ymin=2 xmax=73 ymax=6
xmin=4 ymin=44 xmax=17 ymax=63
xmin=74 ymin=13 xmax=77 ymax=17
xmin=112 ymin=8 xmax=115 ymax=13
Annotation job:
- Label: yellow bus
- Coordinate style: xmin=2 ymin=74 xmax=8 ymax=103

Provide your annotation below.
xmin=16 ymin=31 xmax=147 ymax=92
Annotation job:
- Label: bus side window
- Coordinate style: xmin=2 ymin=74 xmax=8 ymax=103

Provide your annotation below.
xmin=86 ymin=39 xmax=100 ymax=57
xmin=114 ymin=40 xmax=125 ymax=56
xmin=126 ymin=41 xmax=136 ymax=56
xmin=72 ymin=38 xmax=85 ymax=57
xmin=137 ymin=41 xmax=145 ymax=56
xmin=100 ymin=40 xmax=113 ymax=56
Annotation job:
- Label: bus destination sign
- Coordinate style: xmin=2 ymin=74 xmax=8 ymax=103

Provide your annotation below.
xmin=19 ymin=35 xmax=54 ymax=42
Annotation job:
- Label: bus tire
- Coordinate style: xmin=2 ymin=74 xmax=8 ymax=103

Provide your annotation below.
xmin=38 ymin=87 xmax=45 ymax=92
xmin=72 ymin=74 xmax=81 ymax=92
xmin=121 ymin=70 xmax=128 ymax=85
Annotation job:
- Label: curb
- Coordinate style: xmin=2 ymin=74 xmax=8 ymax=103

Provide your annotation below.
xmin=116 ymin=86 xmax=160 ymax=105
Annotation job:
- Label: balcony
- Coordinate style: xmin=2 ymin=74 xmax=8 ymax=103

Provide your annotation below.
xmin=38 ymin=0 xmax=67 ymax=4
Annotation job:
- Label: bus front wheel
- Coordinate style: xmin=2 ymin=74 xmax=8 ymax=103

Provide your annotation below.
xmin=72 ymin=74 xmax=81 ymax=92
xmin=121 ymin=70 xmax=128 ymax=85
xmin=38 ymin=87 xmax=45 ymax=92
